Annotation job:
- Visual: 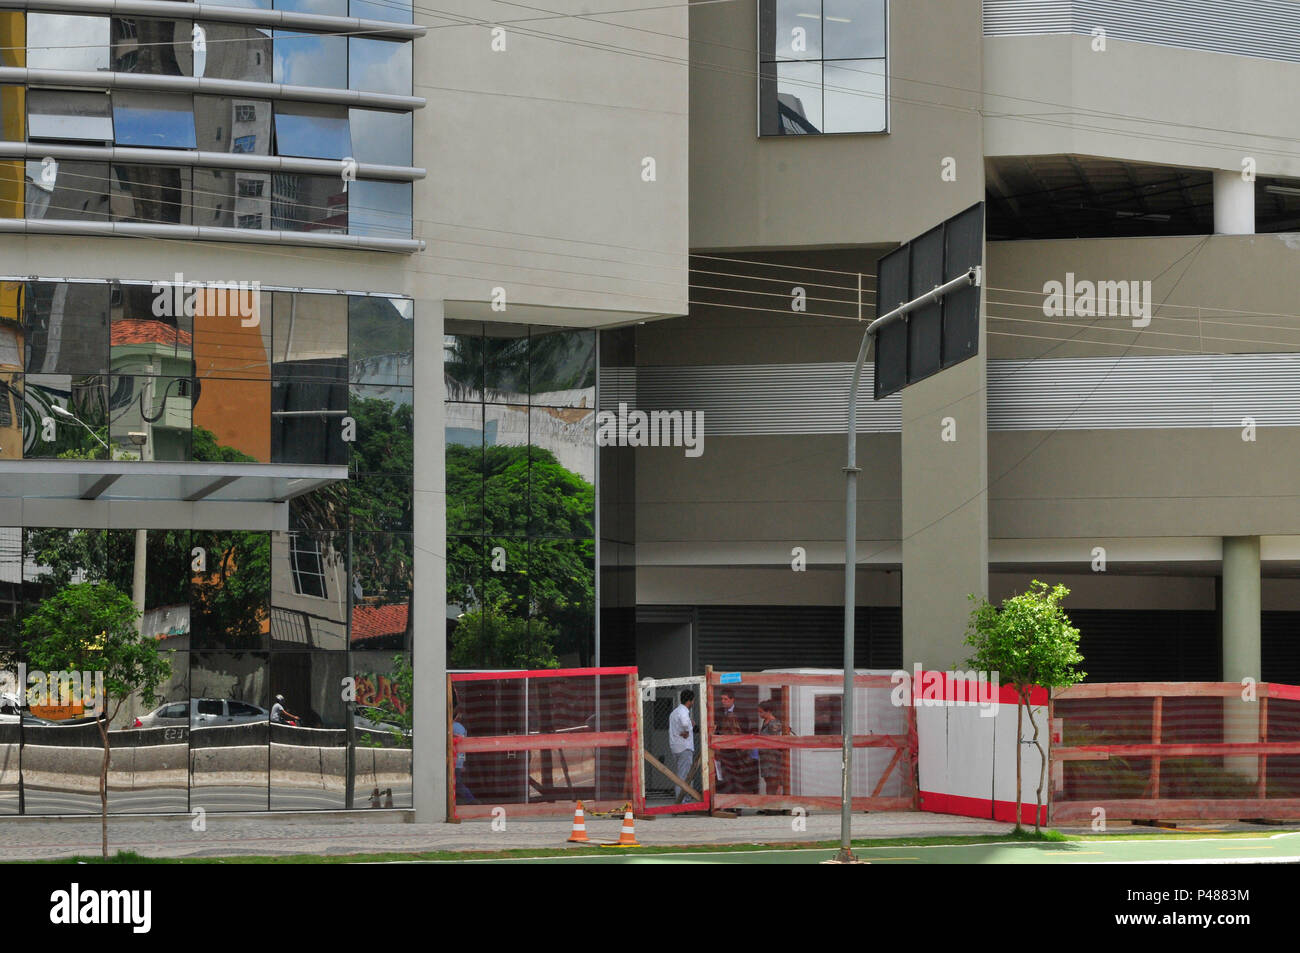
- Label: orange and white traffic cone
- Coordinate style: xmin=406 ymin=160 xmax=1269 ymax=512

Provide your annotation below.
xmin=567 ymin=801 xmax=590 ymax=843
xmin=601 ymin=804 xmax=641 ymax=848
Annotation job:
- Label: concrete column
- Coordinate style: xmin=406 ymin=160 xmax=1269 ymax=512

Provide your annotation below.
xmin=1213 ymin=170 xmax=1255 ymax=235
xmin=1221 ymin=535 xmax=1261 ymax=781
xmin=412 ymin=298 xmax=447 ymax=823
xmin=1222 ymin=535 xmax=1261 ymax=681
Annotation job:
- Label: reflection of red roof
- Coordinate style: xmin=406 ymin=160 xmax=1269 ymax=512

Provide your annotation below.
xmin=110 ymin=319 xmax=193 ymax=348
xmin=351 ymin=603 xmax=409 ymax=643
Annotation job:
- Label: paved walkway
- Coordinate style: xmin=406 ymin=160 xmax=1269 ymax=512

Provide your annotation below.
xmin=1 ymin=810 xmax=1015 ymax=861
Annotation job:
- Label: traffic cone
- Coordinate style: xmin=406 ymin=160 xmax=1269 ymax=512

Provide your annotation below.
xmin=600 ymin=804 xmax=641 ymax=848
xmin=567 ymin=801 xmax=590 ymax=843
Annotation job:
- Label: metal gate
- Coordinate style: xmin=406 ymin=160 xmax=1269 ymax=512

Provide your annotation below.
xmin=640 ymin=676 xmax=710 ymax=815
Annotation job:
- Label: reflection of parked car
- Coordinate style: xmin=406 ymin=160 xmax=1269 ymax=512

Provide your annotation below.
xmin=355 ymin=705 xmax=411 ymax=738
xmin=133 ymin=700 xmax=190 ymax=728
xmin=134 ymin=698 xmax=268 ymax=728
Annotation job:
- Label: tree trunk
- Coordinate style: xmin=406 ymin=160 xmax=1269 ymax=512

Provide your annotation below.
xmin=1025 ymin=691 xmax=1045 ymax=832
xmin=96 ymin=715 xmax=110 ymax=859
xmin=1014 ymin=697 xmax=1023 ymax=833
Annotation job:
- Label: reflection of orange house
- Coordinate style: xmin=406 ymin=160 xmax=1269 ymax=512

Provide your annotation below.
xmin=193 ymin=289 xmax=272 ymax=461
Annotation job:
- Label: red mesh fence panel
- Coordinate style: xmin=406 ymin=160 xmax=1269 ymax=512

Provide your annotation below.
xmin=705 ymin=669 xmax=916 ymax=813
xmin=449 ymin=668 xmax=642 ymax=820
xmin=1051 ymin=682 xmax=1300 ymax=823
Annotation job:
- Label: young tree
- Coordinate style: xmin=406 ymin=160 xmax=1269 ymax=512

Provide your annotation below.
xmin=963 ymin=580 xmax=1086 ymax=833
xmin=22 ymin=582 xmax=171 ymax=858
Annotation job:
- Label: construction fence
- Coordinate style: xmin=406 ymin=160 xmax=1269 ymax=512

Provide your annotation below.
xmin=1051 ymin=681 xmax=1300 ymax=823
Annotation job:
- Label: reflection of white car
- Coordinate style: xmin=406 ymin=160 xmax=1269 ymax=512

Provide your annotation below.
xmin=355 ymin=705 xmax=410 ymax=738
xmin=192 ymin=698 xmax=268 ymax=727
xmin=135 ymin=698 xmax=268 ymax=728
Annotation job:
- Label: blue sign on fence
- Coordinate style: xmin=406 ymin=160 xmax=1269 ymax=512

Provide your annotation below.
xmin=719 ymin=672 xmax=741 ymax=685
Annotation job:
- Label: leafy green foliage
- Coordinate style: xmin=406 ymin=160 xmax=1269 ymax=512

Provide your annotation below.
xmin=191 ymin=424 xmax=258 ymax=463
xmin=356 ymin=653 xmax=414 ymax=749
xmin=964 ymin=580 xmax=1086 ymax=694
xmin=965 ymin=580 xmax=1086 ymax=831
xmin=21 ymin=581 xmax=170 ymax=717
xmin=449 ymin=602 xmax=560 ymax=670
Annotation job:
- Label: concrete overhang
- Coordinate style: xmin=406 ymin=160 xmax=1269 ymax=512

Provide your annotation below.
xmin=0 ymin=460 xmax=346 ymax=504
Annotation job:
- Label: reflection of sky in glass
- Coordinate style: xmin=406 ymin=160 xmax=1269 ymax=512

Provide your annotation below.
xmin=769 ymin=0 xmax=820 ymax=60
xmin=348 ymin=38 xmax=410 ymax=95
xmin=350 ymin=0 xmax=412 ymax=23
xmin=823 ymin=0 xmax=886 ymax=60
xmin=348 ymin=181 xmax=411 ymax=238
xmin=276 ymin=0 xmax=347 ymax=15
xmin=273 ymin=31 xmax=347 ymax=89
xmin=823 ymin=59 xmax=885 ymax=132
xmin=348 ymin=109 xmax=410 ymax=166
xmin=112 ymin=93 xmax=197 ymax=148
xmin=203 ymin=0 xmax=272 ymax=8
xmin=777 ymin=61 xmax=822 ymax=131
xmin=28 ymin=14 xmax=110 ymax=71
xmin=273 ymin=109 xmax=351 ymax=158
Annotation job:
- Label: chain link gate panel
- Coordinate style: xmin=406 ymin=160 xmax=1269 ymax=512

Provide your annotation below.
xmin=640 ymin=676 xmax=710 ymax=814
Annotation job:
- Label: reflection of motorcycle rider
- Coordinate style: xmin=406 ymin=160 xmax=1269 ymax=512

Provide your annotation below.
xmin=270 ymin=694 xmax=299 ymax=726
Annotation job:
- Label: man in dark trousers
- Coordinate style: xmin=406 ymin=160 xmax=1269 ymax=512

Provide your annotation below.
xmin=715 ymin=689 xmax=759 ymax=797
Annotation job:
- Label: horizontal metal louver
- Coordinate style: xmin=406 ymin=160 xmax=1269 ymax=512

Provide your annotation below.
xmin=985 ymin=0 xmax=1300 ymax=65
xmin=694 ymin=605 xmax=901 ymax=672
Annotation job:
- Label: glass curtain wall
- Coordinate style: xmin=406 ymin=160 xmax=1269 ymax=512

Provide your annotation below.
xmin=0 ymin=286 xmax=413 ymax=813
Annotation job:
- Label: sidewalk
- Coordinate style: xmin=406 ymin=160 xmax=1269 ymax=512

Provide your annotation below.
xmin=0 ymin=810 xmax=1017 ymax=861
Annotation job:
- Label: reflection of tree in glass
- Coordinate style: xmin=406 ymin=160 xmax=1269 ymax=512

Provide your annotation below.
xmin=446 ymin=442 xmax=595 ymax=664
xmin=443 ymin=328 xmax=594 ymax=398
xmin=191 ymin=424 xmax=257 ymax=462
xmin=355 ymin=653 xmax=413 ymax=748
xmin=24 ymin=528 xmax=190 ymax=610
xmin=449 ymin=604 xmax=559 ymax=670
xmin=191 ymin=532 xmax=271 ymax=647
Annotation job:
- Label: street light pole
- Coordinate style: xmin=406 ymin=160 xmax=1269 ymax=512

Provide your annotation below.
xmin=834 ymin=266 xmax=980 ymax=864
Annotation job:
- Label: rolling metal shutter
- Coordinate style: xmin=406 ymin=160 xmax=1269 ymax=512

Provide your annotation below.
xmin=693 ymin=605 xmax=901 ymax=672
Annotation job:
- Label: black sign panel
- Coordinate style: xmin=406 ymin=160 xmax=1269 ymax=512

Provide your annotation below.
xmin=873 ymin=201 xmax=984 ymax=399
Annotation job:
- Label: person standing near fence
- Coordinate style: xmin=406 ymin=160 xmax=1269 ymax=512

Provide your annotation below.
xmin=668 ymin=689 xmax=696 ymax=803
xmin=756 ymin=700 xmax=789 ymax=799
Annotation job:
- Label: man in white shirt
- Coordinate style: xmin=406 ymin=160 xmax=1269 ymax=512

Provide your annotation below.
xmin=668 ymin=689 xmax=696 ymax=803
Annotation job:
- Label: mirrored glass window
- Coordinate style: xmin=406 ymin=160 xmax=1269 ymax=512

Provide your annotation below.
xmin=348 ymin=651 xmax=413 ymax=808
xmin=23 ymin=281 xmax=110 ymax=376
xmin=758 ymin=0 xmax=887 ymax=136
xmin=22 ymin=373 xmax=110 ymax=458
xmin=273 ymin=29 xmax=347 ymax=89
xmin=350 ymin=0 xmax=413 ymax=24
xmin=483 ymin=402 xmax=528 ymax=536
xmin=350 ymin=532 xmax=411 ymax=641
xmin=26 ymin=160 xmax=111 ymax=221
xmin=483 ymin=323 xmax=528 ymax=403
xmin=192 ymin=281 xmax=270 ymax=379
xmin=529 ymin=407 xmax=595 ymax=537
xmin=204 ymin=0 xmax=272 ymax=9
xmin=195 ymin=22 xmax=272 ymax=82
xmin=27 ymin=89 xmax=112 ymax=142
xmin=0 ymin=372 xmax=20 ymax=459
xmin=112 ymin=91 xmax=196 ymax=149
xmin=270 ymin=651 xmax=348 ymax=808
xmin=348 ymin=38 xmax=411 ymax=96
xmin=108 ymin=374 xmax=192 ymax=461
xmin=195 ymin=96 xmax=272 ymax=155
xmin=110 ymin=281 xmax=191 ymax=377
xmin=192 ymin=377 xmax=271 ymax=461
xmin=529 ymin=328 xmax=595 ymax=407
xmin=349 ymin=384 xmax=411 ymax=475
xmin=277 ymin=0 xmax=347 ymax=15
xmin=111 ymin=164 xmax=192 ymax=226
xmin=348 ymin=180 xmax=410 ymax=239
xmin=111 ymin=17 xmax=191 ymax=76
xmin=190 ymin=167 xmax=271 ymax=229
xmin=273 ymin=103 xmax=351 ymax=160
xmin=347 ymin=109 xmax=410 ymax=167
xmin=271 ymin=530 xmax=347 ymax=650
xmin=445 ymin=402 xmax=482 ymax=535
xmin=269 ymin=172 xmax=347 ymax=233
xmin=190 ymin=651 xmax=270 ymax=812
xmin=349 ymin=295 xmax=412 ymax=386
xmin=190 ymin=532 xmax=272 ymax=651
xmin=444 ymin=320 xmax=484 ymax=401
xmin=27 ymin=14 xmax=109 ymax=72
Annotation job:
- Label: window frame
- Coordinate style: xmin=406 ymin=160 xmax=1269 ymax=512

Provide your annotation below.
xmin=756 ymin=0 xmax=890 ymax=138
